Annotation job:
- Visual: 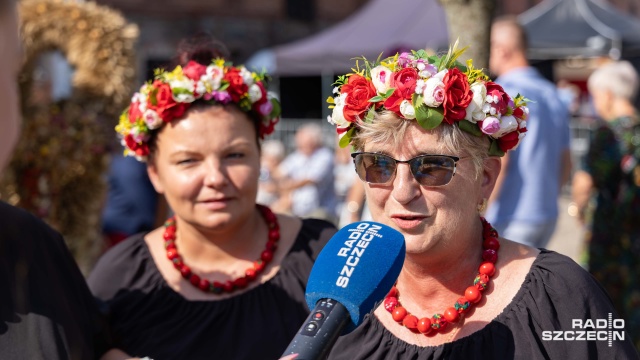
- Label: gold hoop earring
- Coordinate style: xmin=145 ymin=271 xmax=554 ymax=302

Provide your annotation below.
xmin=477 ymin=198 xmax=488 ymax=214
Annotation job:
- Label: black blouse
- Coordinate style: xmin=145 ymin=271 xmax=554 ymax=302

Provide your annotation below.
xmin=88 ymin=218 xmax=336 ymax=360
xmin=327 ymin=249 xmax=639 ymax=359
xmin=0 ymin=201 xmax=105 ymax=359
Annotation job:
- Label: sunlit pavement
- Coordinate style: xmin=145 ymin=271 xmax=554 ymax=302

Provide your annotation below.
xmin=547 ymin=195 xmax=586 ymax=264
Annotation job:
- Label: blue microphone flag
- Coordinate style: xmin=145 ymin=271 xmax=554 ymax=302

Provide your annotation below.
xmin=305 ymin=221 xmax=405 ymax=330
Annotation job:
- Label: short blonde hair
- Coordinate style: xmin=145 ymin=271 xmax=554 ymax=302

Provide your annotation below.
xmin=351 ymin=111 xmax=490 ymax=178
xmin=588 ymin=60 xmax=639 ymax=101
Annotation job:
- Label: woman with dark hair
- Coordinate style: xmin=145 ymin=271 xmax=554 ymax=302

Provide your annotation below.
xmin=89 ymin=43 xmax=336 ymax=359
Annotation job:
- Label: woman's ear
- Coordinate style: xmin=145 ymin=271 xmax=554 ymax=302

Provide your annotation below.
xmin=481 ymin=156 xmax=502 ymax=200
xmin=147 ymin=161 xmax=165 ymax=194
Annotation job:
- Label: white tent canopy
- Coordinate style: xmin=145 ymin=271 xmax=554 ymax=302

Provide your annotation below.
xmin=247 ymin=0 xmax=449 ymax=76
xmin=520 ymin=0 xmax=640 ymax=60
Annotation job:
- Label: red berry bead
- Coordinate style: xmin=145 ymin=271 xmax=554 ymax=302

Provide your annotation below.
xmin=403 ymin=314 xmax=419 ymax=331
xmin=198 ymin=278 xmax=210 ymax=291
xmin=384 ymin=297 xmax=398 ymax=313
xmin=443 ymin=307 xmax=460 ymax=323
xmin=268 ymin=229 xmax=280 ymax=241
xmin=387 ymin=286 xmax=398 ymax=298
xmin=392 ymin=307 xmax=408 ymax=322
xmin=455 ymin=297 xmax=470 ymax=313
xmin=245 ymin=268 xmax=257 ymax=280
xmin=464 ymin=286 xmax=482 ymax=303
xmin=223 ymin=280 xmax=234 ymax=293
xmin=189 ymin=274 xmax=201 ymax=286
xmin=474 ymin=274 xmax=489 ymax=291
xmin=482 ymin=236 xmax=500 ymax=251
xmin=179 ymin=264 xmax=191 ymax=278
xmin=254 ymin=260 xmax=266 ymax=272
xmin=163 ymin=229 xmax=175 ymax=240
xmin=417 ymin=317 xmax=432 ymax=334
xmin=263 ymin=208 xmax=277 ymax=223
xmin=431 ymin=314 xmax=448 ymax=331
xmin=479 ymin=261 xmax=496 ymax=277
xmin=266 ymin=240 xmax=277 ymax=251
xmin=482 ymin=249 xmax=498 ymax=263
xmin=261 ymin=250 xmax=274 ymax=263
xmin=234 ymin=276 xmax=248 ymax=289
xmin=166 ymin=248 xmax=179 ymax=260
xmin=213 ymin=281 xmax=224 ymax=290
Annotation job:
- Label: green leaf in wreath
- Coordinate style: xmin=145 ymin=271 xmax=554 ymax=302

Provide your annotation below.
xmin=383 ymin=88 xmax=395 ymax=98
xmin=412 ymin=93 xmax=424 ymax=109
xmin=269 ymin=98 xmax=281 ymax=118
xmin=488 ymin=139 xmax=505 ymax=157
xmin=416 ymin=106 xmax=444 ymax=130
xmin=368 ymin=95 xmax=384 ymax=103
xmin=458 ymin=119 xmax=483 ymax=137
xmin=364 ymin=106 xmax=376 ymax=123
xmin=339 ymin=127 xmax=355 ymax=148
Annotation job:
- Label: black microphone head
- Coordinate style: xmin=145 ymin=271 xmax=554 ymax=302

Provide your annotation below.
xmin=305 ymin=221 xmax=405 ymax=331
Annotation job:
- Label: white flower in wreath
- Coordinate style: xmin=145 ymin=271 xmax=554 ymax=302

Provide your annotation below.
xmin=464 ymin=82 xmax=487 ymax=123
xmin=194 ymin=80 xmax=207 ymax=97
xmin=433 ymin=69 xmax=448 ymax=81
xmin=131 ymin=92 xmax=148 ymax=113
xmin=248 ymin=84 xmax=263 ymax=103
xmin=400 ymin=100 xmax=416 ymax=119
xmin=143 ymin=109 xmax=163 ymax=130
xmin=169 ymin=77 xmax=196 ymax=103
xmin=491 ymin=115 xmax=518 ymax=138
xmin=329 ymin=93 xmax=349 ymax=127
xmin=203 ymin=65 xmax=224 ymax=91
xmin=370 ymin=65 xmax=392 ymax=94
xmin=422 ymin=77 xmax=445 ymax=107
xmin=240 ymin=67 xmax=255 ymax=86
xmin=415 ymin=79 xmax=426 ymax=94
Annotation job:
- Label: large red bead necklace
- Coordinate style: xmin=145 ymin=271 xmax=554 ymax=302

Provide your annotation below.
xmin=384 ymin=217 xmax=500 ymax=334
xmin=163 ymin=204 xmax=280 ymax=294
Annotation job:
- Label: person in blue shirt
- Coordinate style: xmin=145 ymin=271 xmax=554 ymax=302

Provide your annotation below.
xmin=485 ymin=17 xmax=572 ymax=249
xmin=101 ymin=152 xmax=162 ymax=247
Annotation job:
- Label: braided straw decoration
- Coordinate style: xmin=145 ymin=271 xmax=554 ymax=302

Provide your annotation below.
xmin=0 ymin=0 xmax=138 ymax=273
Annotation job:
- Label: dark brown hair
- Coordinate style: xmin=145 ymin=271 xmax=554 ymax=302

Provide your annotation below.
xmin=147 ymin=34 xmax=262 ymax=161
xmin=171 ymin=32 xmax=230 ymax=68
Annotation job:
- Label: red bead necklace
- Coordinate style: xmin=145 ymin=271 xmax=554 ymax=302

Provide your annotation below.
xmin=163 ymin=204 xmax=280 ymax=294
xmin=384 ymin=217 xmax=500 ymax=334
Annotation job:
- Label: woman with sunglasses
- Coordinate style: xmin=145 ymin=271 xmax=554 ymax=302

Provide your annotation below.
xmin=88 ymin=42 xmax=336 ymax=359
xmin=323 ymin=47 xmax=638 ymax=359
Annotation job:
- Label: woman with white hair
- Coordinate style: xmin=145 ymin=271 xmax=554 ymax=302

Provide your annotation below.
xmin=572 ymin=60 xmax=640 ymax=351
xmin=320 ymin=46 xmax=637 ymax=358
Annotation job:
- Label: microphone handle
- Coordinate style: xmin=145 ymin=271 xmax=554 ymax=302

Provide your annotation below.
xmin=282 ymin=298 xmax=351 ymax=360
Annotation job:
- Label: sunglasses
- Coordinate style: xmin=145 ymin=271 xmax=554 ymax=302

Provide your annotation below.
xmin=351 ymin=152 xmax=461 ymax=187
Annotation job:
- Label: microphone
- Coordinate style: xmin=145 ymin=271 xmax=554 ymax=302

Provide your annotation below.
xmin=282 ymin=221 xmax=405 ymax=359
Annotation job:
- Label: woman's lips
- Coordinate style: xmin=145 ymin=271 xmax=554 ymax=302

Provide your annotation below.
xmin=197 ymin=198 xmax=231 ymax=210
xmin=390 ymin=214 xmax=426 ymax=230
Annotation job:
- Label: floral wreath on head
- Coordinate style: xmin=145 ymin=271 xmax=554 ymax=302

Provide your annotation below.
xmin=116 ymin=59 xmax=281 ymax=161
xmin=327 ymin=42 xmax=529 ymax=156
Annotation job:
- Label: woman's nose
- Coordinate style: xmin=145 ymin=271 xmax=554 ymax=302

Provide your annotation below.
xmin=390 ymin=162 xmax=421 ymax=204
xmin=203 ymin=162 xmax=228 ymax=188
